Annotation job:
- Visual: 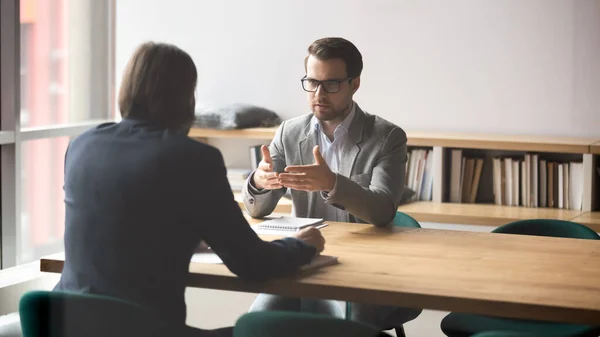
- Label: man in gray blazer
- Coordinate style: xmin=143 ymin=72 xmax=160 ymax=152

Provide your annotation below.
xmin=242 ymin=37 xmax=421 ymax=331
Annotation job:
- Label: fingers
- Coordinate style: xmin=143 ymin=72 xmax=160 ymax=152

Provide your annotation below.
xmin=253 ymin=170 xmax=281 ymax=190
xmin=278 ymin=172 xmax=315 ymax=191
xmin=278 ymin=173 xmax=307 ymax=182
xmin=258 ymin=171 xmax=282 ymax=190
xmin=258 ymin=160 xmax=273 ymax=172
xmin=313 ymin=145 xmax=325 ymax=165
xmin=284 ymin=165 xmax=313 ymax=173
xmin=278 ymin=173 xmax=315 ymax=191
xmin=294 ymin=227 xmax=326 ymax=253
xmin=261 ymin=145 xmax=273 ymax=164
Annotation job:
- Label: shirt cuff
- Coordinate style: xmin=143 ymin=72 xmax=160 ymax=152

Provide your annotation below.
xmin=320 ymin=173 xmax=339 ymax=201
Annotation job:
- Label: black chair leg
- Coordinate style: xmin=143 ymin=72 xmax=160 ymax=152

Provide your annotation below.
xmin=394 ymin=325 xmax=407 ymax=337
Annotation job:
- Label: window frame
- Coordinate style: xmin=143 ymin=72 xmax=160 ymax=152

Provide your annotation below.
xmin=0 ymin=0 xmax=116 ymax=268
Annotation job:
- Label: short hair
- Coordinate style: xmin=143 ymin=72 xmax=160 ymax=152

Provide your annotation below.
xmin=118 ymin=42 xmax=197 ymax=132
xmin=305 ymin=37 xmax=363 ymax=78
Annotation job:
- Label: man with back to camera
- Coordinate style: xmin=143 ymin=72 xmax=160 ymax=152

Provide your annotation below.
xmin=242 ymin=37 xmax=422 ymax=331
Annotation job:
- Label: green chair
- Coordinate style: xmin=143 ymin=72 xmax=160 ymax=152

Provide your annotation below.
xmin=440 ymin=219 xmax=600 ymax=337
xmin=471 ymin=331 xmax=557 ymax=337
xmin=234 ymin=311 xmax=390 ymax=337
xmin=392 ymin=211 xmax=422 ymax=228
xmin=346 ymin=211 xmax=423 ymax=337
xmin=19 ymin=290 xmax=173 ymax=337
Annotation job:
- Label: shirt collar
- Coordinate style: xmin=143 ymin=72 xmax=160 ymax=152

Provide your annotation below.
xmin=312 ymin=102 xmax=356 ymax=135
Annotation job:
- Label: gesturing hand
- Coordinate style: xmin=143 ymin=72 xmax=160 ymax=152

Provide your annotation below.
xmin=252 ymin=145 xmax=282 ymax=190
xmin=278 ymin=146 xmax=336 ymax=193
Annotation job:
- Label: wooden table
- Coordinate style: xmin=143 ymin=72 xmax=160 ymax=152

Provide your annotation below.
xmin=41 ymin=222 xmax=600 ymax=325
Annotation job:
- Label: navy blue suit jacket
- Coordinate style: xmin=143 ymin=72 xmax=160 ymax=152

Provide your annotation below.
xmin=55 ymin=118 xmax=316 ymax=324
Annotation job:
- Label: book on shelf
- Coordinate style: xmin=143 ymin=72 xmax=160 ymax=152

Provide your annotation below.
xmin=406 ymin=148 xmax=433 ymax=201
xmin=450 ymin=150 xmax=484 ymax=204
xmin=491 ymin=154 xmax=583 ymax=210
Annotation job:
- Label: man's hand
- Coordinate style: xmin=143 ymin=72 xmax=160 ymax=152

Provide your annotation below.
xmin=278 ymin=146 xmax=336 ymax=192
xmin=293 ymin=226 xmax=325 ymax=253
xmin=252 ymin=145 xmax=282 ymax=190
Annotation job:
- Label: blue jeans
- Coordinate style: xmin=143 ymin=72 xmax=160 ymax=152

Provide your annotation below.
xmin=248 ymin=294 xmax=421 ymax=329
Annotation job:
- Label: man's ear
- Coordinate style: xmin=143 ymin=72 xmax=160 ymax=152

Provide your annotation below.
xmin=351 ymin=77 xmax=361 ymax=94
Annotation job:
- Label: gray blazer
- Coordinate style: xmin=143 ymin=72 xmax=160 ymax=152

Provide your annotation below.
xmin=242 ymin=104 xmax=407 ymax=227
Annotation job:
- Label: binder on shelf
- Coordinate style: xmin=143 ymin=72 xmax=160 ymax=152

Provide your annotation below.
xmin=249 ymin=145 xmax=263 ymax=170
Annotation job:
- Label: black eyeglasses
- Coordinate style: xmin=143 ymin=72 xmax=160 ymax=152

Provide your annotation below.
xmin=301 ymin=76 xmax=352 ymax=93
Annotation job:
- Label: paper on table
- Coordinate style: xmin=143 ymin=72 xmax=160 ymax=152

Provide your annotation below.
xmin=191 ymin=252 xmax=223 ymax=264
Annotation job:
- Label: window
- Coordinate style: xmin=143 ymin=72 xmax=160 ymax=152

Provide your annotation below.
xmin=20 ymin=137 xmax=70 ymax=263
xmin=0 ymin=0 xmax=115 ymax=268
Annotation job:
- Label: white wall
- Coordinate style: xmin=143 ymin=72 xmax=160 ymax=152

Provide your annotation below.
xmin=117 ymin=0 xmax=600 ymax=140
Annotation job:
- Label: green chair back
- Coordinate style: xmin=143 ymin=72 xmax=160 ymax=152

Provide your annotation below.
xmin=492 ymin=219 xmax=599 ymax=239
xmin=471 ymin=331 xmax=556 ymax=337
xmin=234 ymin=311 xmax=386 ymax=337
xmin=392 ymin=211 xmax=421 ymax=228
xmin=19 ymin=290 xmax=171 ymax=337
xmin=441 ymin=219 xmax=600 ymax=337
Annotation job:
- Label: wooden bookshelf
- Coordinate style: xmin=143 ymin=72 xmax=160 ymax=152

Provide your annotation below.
xmin=570 ymin=212 xmax=600 ymax=232
xmin=407 ymin=131 xmax=598 ymax=154
xmin=188 ymin=127 xmax=278 ymax=140
xmin=198 ymin=126 xmax=600 ymax=229
xmin=591 ymin=142 xmax=600 ymax=155
xmin=189 ymin=127 xmax=599 ymax=154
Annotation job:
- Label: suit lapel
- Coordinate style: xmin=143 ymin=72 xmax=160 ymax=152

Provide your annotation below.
xmin=297 ymin=121 xmax=318 ymax=216
xmin=339 ymin=105 xmax=365 ymax=177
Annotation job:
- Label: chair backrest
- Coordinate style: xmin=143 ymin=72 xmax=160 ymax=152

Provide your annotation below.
xmin=234 ymin=311 xmax=385 ymax=337
xmin=392 ymin=211 xmax=421 ymax=228
xmin=471 ymin=331 xmax=548 ymax=337
xmin=19 ymin=291 xmax=169 ymax=337
xmin=492 ymin=219 xmax=600 ymax=240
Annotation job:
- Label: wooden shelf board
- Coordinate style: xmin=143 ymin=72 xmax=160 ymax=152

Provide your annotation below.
xmin=591 ymin=142 xmax=600 ymax=155
xmin=398 ymin=201 xmax=583 ymax=227
xmin=188 ymin=127 xmax=278 ymax=140
xmin=570 ymin=212 xmax=600 ymax=232
xmin=406 ymin=131 xmax=597 ymax=154
xmin=189 ymin=127 xmax=597 ymax=154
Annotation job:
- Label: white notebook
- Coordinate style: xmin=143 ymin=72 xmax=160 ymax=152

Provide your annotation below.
xmin=256 ymin=217 xmax=324 ymax=232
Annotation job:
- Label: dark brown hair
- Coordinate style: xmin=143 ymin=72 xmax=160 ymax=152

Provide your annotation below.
xmin=305 ymin=37 xmax=363 ymax=78
xmin=118 ymin=42 xmax=197 ymax=132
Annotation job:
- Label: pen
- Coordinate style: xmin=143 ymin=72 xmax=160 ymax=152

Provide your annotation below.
xmin=315 ymin=224 xmax=329 ymax=229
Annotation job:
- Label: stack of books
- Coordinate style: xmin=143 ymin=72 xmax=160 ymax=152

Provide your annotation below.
xmin=406 ymin=149 xmax=434 ymax=201
xmin=490 ymin=155 xmax=583 ymax=210
xmin=449 ymin=150 xmax=484 ymax=204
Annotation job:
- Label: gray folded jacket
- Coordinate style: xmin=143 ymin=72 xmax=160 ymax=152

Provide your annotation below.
xmin=194 ymin=103 xmax=282 ymax=130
